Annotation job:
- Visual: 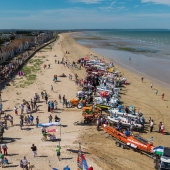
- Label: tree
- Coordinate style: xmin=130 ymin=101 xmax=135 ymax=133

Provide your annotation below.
xmin=10 ymin=35 xmax=15 ymax=40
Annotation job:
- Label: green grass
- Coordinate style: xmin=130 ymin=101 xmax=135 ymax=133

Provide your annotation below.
xmin=39 ymin=50 xmax=48 ymax=52
xmin=17 ymin=58 xmax=43 ymax=88
xmin=27 ymin=74 xmax=36 ymax=81
xmin=38 ymin=56 xmax=46 ymax=58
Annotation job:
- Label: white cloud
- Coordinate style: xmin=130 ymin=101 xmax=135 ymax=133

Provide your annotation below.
xmin=134 ymin=5 xmax=139 ymax=8
xmin=141 ymin=0 xmax=170 ymax=6
xmin=1 ymin=8 xmax=170 ymax=29
xmin=111 ymin=1 xmax=116 ymax=6
xmin=70 ymin=0 xmax=103 ymax=4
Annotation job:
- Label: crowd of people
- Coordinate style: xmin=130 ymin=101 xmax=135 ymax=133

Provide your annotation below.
xmin=149 ymin=118 xmax=165 ymax=135
xmin=0 ymin=51 xmax=30 ymax=87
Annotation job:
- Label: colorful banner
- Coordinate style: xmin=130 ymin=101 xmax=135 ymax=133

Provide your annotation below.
xmin=82 ymin=154 xmax=88 ymax=170
xmin=47 ymin=129 xmax=57 ymax=132
xmin=77 ymin=148 xmax=83 ymax=170
xmin=77 ymin=144 xmax=88 ymax=170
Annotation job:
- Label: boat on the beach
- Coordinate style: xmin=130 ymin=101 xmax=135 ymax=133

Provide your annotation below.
xmin=107 ymin=115 xmax=143 ymax=130
xmin=108 ymin=108 xmax=139 ymax=119
xmin=102 ymin=124 xmax=154 ymax=153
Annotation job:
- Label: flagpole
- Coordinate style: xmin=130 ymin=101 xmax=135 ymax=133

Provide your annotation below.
xmin=77 ymin=142 xmax=83 ymax=170
xmin=79 ymin=142 xmax=81 ymax=150
xmin=59 ymin=124 xmax=61 ymax=147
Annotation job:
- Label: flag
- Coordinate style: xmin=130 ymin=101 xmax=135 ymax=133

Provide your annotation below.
xmin=77 ymin=145 xmax=83 ymax=170
xmin=77 ymin=144 xmax=88 ymax=170
xmin=82 ymin=154 xmax=88 ymax=170
xmin=153 ymin=146 xmax=164 ymax=155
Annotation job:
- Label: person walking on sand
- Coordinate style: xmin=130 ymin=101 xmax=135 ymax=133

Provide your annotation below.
xmin=20 ymin=103 xmax=24 ymax=114
xmin=56 ymin=145 xmax=61 ymax=161
xmin=63 ymin=165 xmax=71 ymax=170
xmin=1 ymin=144 xmax=8 ymax=155
xmin=150 ymin=83 xmax=153 ymax=88
xmin=162 ymin=93 xmax=165 ymax=100
xmin=150 ymin=120 xmax=154 ymax=132
xmin=158 ymin=122 xmax=162 ymax=133
xmin=88 ymin=165 xmax=94 ymax=170
xmin=8 ymin=115 xmax=13 ymax=126
xmin=48 ymin=114 xmax=53 ymax=123
xmin=161 ymin=123 xmax=165 ymax=135
xmin=141 ymin=77 xmax=144 ymax=82
xmin=148 ymin=117 xmax=151 ymax=124
xmin=31 ymin=144 xmax=37 ymax=157
xmin=59 ymin=94 xmax=61 ymax=103
xmin=20 ymin=118 xmax=23 ymax=130
xmin=0 ymin=92 xmax=2 ymax=102
xmin=0 ymin=151 xmax=5 ymax=168
xmin=29 ymin=114 xmax=34 ymax=125
xmin=36 ymin=116 xmax=39 ymax=128
xmin=14 ymin=106 xmax=18 ymax=115
xmin=49 ymin=102 xmax=54 ymax=113
xmin=30 ymin=99 xmax=34 ymax=111
xmin=62 ymin=95 xmax=65 ymax=104
xmin=45 ymin=95 xmax=48 ymax=104
xmin=51 ymin=85 xmax=53 ymax=91
xmin=156 ymin=89 xmax=158 ymax=95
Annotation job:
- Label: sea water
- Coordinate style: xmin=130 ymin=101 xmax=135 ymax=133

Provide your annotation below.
xmin=72 ymin=30 xmax=170 ymax=87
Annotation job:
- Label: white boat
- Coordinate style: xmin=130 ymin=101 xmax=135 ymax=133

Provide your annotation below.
xmin=108 ymin=108 xmax=138 ymax=119
xmin=108 ymin=115 xmax=143 ymax=129
xmin=94 ymin=97 xmax=119 ymax=105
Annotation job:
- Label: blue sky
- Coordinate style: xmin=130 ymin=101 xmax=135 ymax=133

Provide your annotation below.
xmin=0 ymin=0 xmax=170 ymax=29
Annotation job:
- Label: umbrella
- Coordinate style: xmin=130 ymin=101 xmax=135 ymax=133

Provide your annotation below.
xmin=84 ymin=57 xmax=89 ymax=61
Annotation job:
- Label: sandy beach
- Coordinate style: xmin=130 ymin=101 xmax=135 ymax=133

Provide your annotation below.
xmin=1 ymin=33 xmax=170 ymax=170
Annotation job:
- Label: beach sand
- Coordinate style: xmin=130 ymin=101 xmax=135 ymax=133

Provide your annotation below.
xmin=1 ymin=33 xmax=170 ymax=170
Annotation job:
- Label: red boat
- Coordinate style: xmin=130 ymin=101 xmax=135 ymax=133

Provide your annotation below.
xmin=102 ymin=124 xmax=155 ymax=154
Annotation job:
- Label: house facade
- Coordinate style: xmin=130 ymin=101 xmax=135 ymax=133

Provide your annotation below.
xmin=0 ymin=32 xmax=54 ymax=64
xmin=0 ymin=46 xmax=15 ymax=63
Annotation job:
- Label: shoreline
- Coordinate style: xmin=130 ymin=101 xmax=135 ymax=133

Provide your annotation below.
xmin=71 ymin=32 xmax=170 ymax=89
